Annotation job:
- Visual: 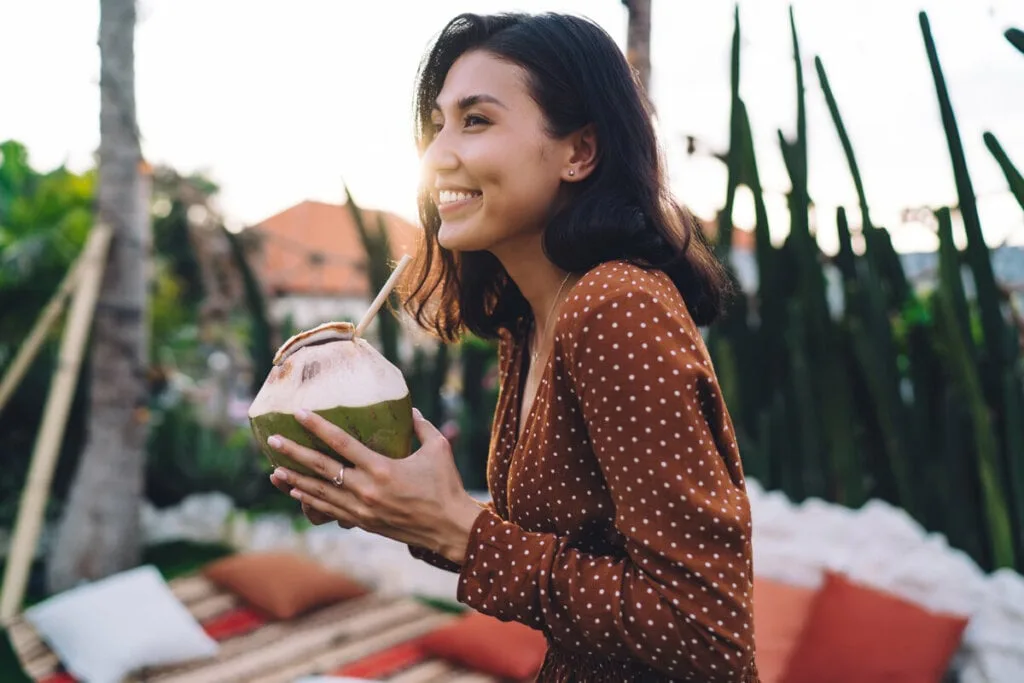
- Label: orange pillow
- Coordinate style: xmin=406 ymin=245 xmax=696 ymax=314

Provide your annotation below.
xmin=418 ymin=610 xmax=548 ymax=679
xmin=202 ymin=552 xmax=370 ymax=620
xmin=753 ymin=578 xmax=819 ymax=683
xmin=781 ymin=571 xmax=969 ymax=683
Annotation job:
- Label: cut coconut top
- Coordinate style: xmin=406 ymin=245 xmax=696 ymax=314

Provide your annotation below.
xmin=273 ymin=321 xmax=355 ymax=366
xmin=249 ymin=333 xmax=408 ymax=416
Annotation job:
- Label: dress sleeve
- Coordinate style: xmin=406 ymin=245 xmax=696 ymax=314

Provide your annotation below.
xmin=454 ymin=284 xmax=756 ymax=681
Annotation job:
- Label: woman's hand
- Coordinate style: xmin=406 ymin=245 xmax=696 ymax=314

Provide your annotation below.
xmin=266 ymin=408 xmax=484 ymax=563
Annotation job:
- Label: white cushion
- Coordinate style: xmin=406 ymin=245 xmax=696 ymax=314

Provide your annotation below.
xmin=24 ymin=565 xmax=218 ymax=683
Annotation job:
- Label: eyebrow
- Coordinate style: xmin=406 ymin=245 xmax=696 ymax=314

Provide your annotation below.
xmin=432 ymin=93 xmax=508 ymax=113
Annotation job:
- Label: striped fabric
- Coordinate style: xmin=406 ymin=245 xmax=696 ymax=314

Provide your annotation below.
xmin=5 ymin=573 xmax=531 ymax=683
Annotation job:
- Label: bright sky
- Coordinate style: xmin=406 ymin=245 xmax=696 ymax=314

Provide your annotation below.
xmin=1 ymin=0 xmax=1022 ymax=254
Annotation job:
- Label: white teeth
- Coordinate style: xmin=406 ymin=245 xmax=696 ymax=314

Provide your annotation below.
xmin=438 ymin=190 xmax=480 ymax=205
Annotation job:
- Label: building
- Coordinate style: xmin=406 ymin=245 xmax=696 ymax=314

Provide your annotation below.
xmin=248 ymin=199 xmax=422 ymax=335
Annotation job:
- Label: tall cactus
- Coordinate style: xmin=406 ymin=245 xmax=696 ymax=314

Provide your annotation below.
xmin=1006 ymin=27 xmax=1024 ymax=55
xmin=920 ymin=13 xmax=1006 ymax=377
xmin=714 ymin=5 xmax=742 ymax=262
xmin=778 ymin=7 xmax=864 ymax=505
xmin=934 ymin=207 xmax=1016 ymax=568
xmin=983 ymin=132 xmax=1024 ymax=212
xmin=814 ymin=57 xmax=909 ymax=309
xmin=705 ymin=3 xmax=1024 ymax=571
xmin=921 ymin=11 xmax=1023 ymax=564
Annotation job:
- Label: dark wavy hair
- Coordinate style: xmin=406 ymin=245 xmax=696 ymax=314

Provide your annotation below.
xmin=402 ymin=12 xmax=732 ymax=341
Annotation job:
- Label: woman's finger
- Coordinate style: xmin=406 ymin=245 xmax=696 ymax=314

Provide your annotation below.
xmin=291 ymin=488 xmax=358 ymax=528
xmin=280 ymin=467 xmax=347 ymax=506
xmin=411 ymin=407 xmax=446 ymax=448
xmin=301 ymin=503 xmax=334 ymax=525
xmin=267 ymin=434 xmax=368 ymax=487
xmin=293 ymin=410 xmax=384 ymax=472
xmin=270 ymin=465 xmax=341 ymax=526
xmin=269 ymin=470 xmax=292 ymax=494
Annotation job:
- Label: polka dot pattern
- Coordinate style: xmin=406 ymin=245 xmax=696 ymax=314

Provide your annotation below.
xmin=414 ymin=261 xmax=758 ymax=682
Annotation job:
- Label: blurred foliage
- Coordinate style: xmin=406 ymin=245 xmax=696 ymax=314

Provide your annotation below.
xmin=707 ymin=8 xmax=1024 ymax=572
xmin=0 ymin=141 xmax=95 ymax=528
xmin=0 ymin=144 xmax=281 ymax=524
xmin=0 ymin=140 xmax=95 ymax=348
xmin=144 ymin=397 xmax=269 ymax=508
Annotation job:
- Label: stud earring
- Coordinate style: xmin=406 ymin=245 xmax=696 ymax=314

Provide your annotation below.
xmin=568 ymin=169 xmax=576 ymax=177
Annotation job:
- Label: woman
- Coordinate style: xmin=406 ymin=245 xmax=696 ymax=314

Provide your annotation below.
xmin=268 ymin=12 xmax=758 ymax=682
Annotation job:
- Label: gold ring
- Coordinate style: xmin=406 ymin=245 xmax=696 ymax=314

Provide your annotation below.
xmin=331 ymin=464 xmax=345 ymax=488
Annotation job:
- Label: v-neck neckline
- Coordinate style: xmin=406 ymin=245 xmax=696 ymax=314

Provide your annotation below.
xmin=512 ymin=319 xmax=549 ymax=446
xmin=506 ymin=269 xmax=587 ymax=449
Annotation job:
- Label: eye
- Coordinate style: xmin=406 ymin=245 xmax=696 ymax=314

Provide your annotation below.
xmin=463 ymin=114 xmax=489 ymax=128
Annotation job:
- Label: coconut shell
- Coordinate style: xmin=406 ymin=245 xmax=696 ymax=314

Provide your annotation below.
xmin=248 ymin=322 xmax=413 ymax=478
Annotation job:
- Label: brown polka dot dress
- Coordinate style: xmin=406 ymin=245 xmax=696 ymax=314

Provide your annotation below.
xmin=410 ymin=260 xmax=759 ymax=682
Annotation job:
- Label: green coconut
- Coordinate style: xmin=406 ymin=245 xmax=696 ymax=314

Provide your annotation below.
xmin=248 ymin=321 xmax=413 ymax=477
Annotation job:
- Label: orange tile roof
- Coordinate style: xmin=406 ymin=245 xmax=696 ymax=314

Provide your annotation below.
xmin=250 ymin=200 xmax=422 ymax=297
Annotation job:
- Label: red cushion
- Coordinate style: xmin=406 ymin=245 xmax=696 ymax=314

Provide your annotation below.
xmin=201 ymin=605 xmax=269 ymax=641
xmin=332 ymin=637 xmax=430 ymax=679
xmin=781 ymin=571 xmax=969 ymax=683
xmin=202 ymin=552 xmax=369 ymax=620
xmin=418 ymin=610 xmax=547 ymax=680
xmin=752 ymin=578 xmax=818 ymax=683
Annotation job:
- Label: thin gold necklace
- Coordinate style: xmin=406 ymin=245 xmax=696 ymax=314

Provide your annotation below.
xmin=531 ymin=271 xmax=574 ymax=367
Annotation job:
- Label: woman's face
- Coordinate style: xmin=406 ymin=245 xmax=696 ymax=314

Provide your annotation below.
xmin=422 ymin=50 xmax=572 ymax=254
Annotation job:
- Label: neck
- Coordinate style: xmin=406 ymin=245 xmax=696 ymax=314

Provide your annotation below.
xmin=491 ymin=235 xmax=575 ymax=335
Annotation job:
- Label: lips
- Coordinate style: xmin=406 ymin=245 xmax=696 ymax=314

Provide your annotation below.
xmin=437 ymin=189 xmax=482 ymax=206
xmin=435 ymin=188 xmax=482 ymax=217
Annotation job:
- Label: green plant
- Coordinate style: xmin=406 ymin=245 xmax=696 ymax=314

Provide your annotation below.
xmin=343 ymin=182 xmax=401 ymax=365
xmin=145 ymin=396 xmax=271 ymax=509
xmin=707 ymin=5 xmax=1024 ymax=571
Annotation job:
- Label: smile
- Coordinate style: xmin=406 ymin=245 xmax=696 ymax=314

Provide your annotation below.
xmin=436 ymin=190 xmax=482 ymax=216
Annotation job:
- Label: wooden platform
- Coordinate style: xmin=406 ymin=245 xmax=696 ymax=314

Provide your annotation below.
xmin=5 ymin=573 xmax=532 ymax=683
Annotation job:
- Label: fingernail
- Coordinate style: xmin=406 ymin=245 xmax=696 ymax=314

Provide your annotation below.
xmin=273 ymin=467 xmax=288 ymax=481
xmin=412 ymin=408 xmax=422 ymax=419
xmin=289 ymin=489 xmax=302 ymax=501
xmin=295 ymin=409 xmax=311 ymax=421
xmin=267 ymin=435 xmax=283 ymax=449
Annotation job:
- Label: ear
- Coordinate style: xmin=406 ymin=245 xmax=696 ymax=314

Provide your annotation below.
xmin=562 ymin=124 xmax=598 ymax=182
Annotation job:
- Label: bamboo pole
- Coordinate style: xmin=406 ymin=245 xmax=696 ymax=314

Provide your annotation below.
xmin=0 ymin=222 xmax=113 ymax=622
xmin=0 ymin=252 xmax=87 ymax=417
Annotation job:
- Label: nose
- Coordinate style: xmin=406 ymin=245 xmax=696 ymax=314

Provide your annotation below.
xmin=420 ymin=127 xmax=459 ymax=181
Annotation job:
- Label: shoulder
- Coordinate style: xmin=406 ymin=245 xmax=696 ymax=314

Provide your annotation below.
xmin=558 ymin=259 xmax=691 ymax=334
xmin=554 ymin=260 xmax=712 ymax=388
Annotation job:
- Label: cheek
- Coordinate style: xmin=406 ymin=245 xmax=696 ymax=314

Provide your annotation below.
xmin=479 ymin=146 xmax=562 ymax=224
xmin=498 ymin=175 xmax=562 ymax=233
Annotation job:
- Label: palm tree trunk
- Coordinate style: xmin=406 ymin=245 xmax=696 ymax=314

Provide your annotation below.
xmin=47 ymin=0 xmax=150 ymax=592
xmin=624 ymin=0 xmax=652 ymax=96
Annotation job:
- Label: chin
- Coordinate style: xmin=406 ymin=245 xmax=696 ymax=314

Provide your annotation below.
xmin=438 ymin=220 xmax=491 ymax=252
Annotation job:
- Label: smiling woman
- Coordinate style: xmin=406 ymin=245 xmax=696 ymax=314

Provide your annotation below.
xmin=268 ymin=11 xmax=758 ymax=683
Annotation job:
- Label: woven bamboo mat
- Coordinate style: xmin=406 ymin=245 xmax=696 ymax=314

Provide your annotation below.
xmin=5 ymin=573 xmax=528 ymax=683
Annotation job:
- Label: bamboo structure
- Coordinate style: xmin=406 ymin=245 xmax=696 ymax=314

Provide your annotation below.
xmin=0 ymin=222 xmax=113 ymax=622
xmin=0 ymin=254 xmax=87 ymax=416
